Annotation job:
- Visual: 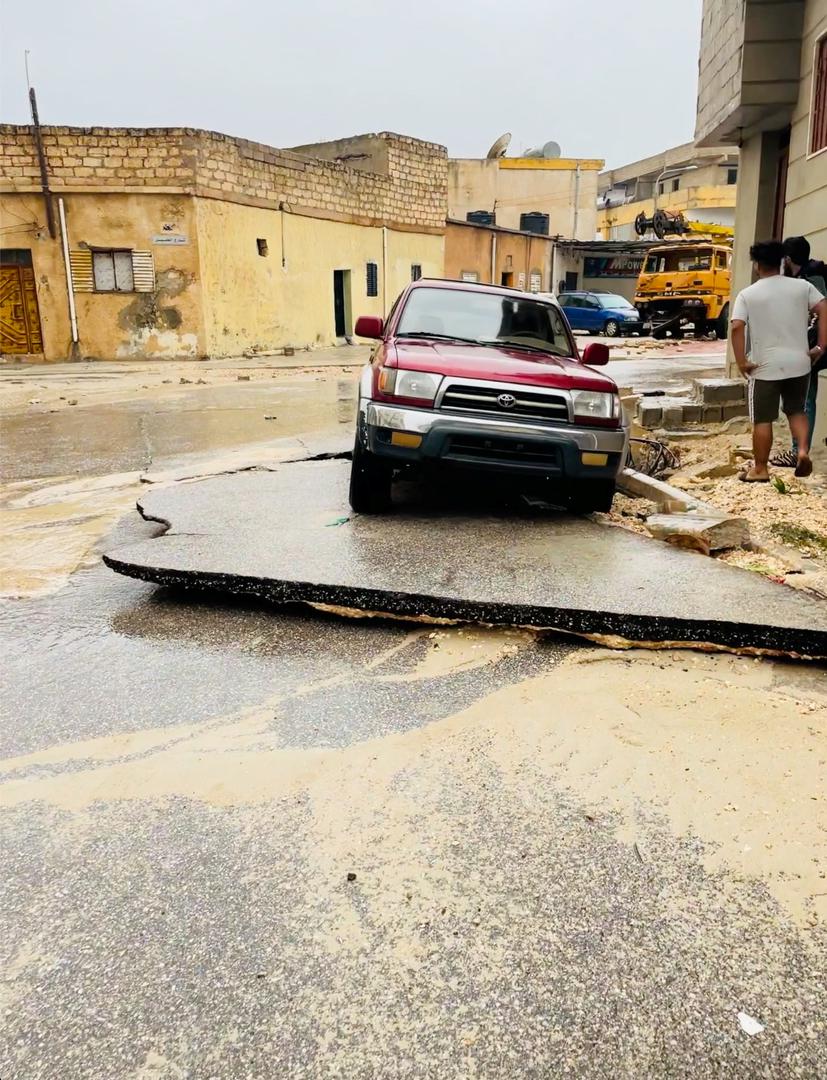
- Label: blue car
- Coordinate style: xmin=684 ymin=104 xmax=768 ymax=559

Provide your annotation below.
xmin=557 ymin=291 xmax=646 ymax=337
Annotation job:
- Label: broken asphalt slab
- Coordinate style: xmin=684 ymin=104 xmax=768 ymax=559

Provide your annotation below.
xmin=103 ymin=460 xmax=827 ymax=658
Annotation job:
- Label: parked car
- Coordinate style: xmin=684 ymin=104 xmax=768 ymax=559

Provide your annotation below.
xmin=556 ymin=290 xmax=646 ymax=337
xmin=349 ymin=279 xmax=628 ymax=514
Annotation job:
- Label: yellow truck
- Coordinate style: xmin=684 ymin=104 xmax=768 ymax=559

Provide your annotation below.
xmin=633 ymin=242 xmax=732 ymax=339
xmin=632 ymin=211 xmax=733 ymax=339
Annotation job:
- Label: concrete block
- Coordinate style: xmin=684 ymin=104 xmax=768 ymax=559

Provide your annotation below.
xmin=702 ymin=404 xmax=723 ymax=423
xmin=661 ymin=403 xmax=685 ymax=428
xmin=694 ymin=378 xmax=746 ymax=404
xmin=680 ymin=403 xmax=703 ymax=423
xmin=637 ymin=402 xmax=663 ymax=428
xmin=645 ymin=513 xmax=750 ymax=555
xmin=721 ymin=401 xmax=747 ymax=420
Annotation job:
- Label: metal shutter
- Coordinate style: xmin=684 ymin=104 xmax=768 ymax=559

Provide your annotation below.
xmin=68 ymin=250 xmax=94 ymax=292
xmin=131 ymin=250 xmax=155 ymax=293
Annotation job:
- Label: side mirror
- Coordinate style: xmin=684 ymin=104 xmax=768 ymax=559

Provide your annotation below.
xmin=582 ymin=342 xmax=610 ymax=366
xmin=354 ymin=315 xmax=384 ymax=340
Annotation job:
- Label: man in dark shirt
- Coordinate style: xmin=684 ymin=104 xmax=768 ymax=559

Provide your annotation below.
xmin=770 ymin=236 xmax=827 ymax=467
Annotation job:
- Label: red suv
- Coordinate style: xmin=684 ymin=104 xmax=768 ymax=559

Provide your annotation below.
xmin=350 ymin=279 xmax=628 ymax=513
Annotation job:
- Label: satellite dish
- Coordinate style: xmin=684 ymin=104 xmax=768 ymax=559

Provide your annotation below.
xmin=486 ymin=132 xmax=512 ymax=159
xmin=542 ymin=140 xmax=562 ymax=159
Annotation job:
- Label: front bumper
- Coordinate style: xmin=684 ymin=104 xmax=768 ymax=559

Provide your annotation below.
xmin=363 ymin=402 xmax=628 ymax=480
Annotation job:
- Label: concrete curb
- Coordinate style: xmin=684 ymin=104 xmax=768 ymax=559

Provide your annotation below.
xmin=617 ymin=468 xmax=707 ymax=513
xmin=617 ymin=467 xmax=750 ymax=553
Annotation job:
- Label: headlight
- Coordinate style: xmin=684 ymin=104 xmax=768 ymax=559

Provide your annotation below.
xmin=379 ymin=368 xmax=443 ymax=402
xmin=571 ymin=390 xmax=618 ymax=420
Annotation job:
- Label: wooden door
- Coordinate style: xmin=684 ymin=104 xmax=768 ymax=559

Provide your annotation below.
xmin=0 ymin=257 xmax=44 ymax=354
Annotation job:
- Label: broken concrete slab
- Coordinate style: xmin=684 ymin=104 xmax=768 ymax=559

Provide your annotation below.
xmin=645 ymin=512 xmax=750 ymax=555
xmin=617 ymin=467 xmax=705 ymax=512
xmin=103 ymin=460 xmax=827 ymax=657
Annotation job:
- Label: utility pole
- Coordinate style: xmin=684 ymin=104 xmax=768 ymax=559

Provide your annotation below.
xmin=28 ymin=83 xmax=57 ymax=239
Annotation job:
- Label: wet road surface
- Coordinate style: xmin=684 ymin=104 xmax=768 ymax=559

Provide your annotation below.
xmin=3 ymin=350 xmax=827 ymax=1078
xmin=0 ymin=352 xmax=724 ymax=482
xmin=105 ymin=459 xmax=827 ymax=655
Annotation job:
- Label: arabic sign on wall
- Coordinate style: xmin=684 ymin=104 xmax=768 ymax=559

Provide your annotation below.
xmin=152 ymin=235 xmax=188 ymax=245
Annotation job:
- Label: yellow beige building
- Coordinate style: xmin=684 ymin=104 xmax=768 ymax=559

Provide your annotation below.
xmin=0 ymin=127 xmax=446 ymax=361
xmin=597 ymin=141 xmax=739 ymax=241
xmin=448 ymin=153 xmax=603 ymax=242
xmin=695 ymin=0 xmax=827 ymax=297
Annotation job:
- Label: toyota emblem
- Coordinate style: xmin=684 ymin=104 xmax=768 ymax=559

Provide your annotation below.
xmin=497 ymin=393 xmax=516 ymax=409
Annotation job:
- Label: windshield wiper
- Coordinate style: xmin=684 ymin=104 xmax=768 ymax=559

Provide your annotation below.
xmin=482 ymin=339 xmax=568 ymax=357
xmin=397 ymin=331 xmax=483 ymax=345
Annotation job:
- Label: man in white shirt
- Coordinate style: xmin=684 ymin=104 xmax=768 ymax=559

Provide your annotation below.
xmin=731 ymin=240 xmax=827 ymax=482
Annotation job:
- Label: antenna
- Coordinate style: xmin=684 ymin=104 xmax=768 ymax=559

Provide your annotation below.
xmin=24 ymin=49 xmax=31 ymax=93
xmin=486 ymin=132 xmax=511 ymax=159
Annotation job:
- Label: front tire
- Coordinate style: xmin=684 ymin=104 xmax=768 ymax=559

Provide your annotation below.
xmin=604 ymin=319 xmax=621 ymax=338
xmin=568 ymin=480 xmax=616 ymax=514
xmin=349 ymin=433 xmax=393 ymax=513
xmin=715 ymin=303 xmax=729 ymax=340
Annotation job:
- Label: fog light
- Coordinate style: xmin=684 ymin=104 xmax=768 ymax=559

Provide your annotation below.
xmin=581 ymin=452 xmax=608 ymax=466
xmin=391 ymin=432 xmax=423 ymax=448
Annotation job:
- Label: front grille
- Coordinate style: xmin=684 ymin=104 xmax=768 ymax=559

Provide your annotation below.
xmin=440 ymin=383 xmax=569 ymax=422
xmin=445 ymin=434 xmax=561 ymax=469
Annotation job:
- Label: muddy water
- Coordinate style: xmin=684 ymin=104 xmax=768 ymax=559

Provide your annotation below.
xmin=0 ymin=377 xmax=358 ymax=482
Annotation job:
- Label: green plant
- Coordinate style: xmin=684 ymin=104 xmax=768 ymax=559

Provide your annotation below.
xmin=770 ymin=522 xmax=827 ymax=552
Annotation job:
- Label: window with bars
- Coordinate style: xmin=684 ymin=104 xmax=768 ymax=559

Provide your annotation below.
xmin=366 ymin=261 xmax=379 ymax=297
xmin=411 ymin=264 xmax=422 ymax=282
xmin=811 ymin=33 xmax=827 ymax=155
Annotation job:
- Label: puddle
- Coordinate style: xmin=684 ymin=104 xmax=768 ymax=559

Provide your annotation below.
xmin=0 ymin=378 xmax=357 ymax=482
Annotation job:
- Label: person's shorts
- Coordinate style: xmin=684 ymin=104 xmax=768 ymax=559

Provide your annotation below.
xmin=748 ymin=373 xmax=811 ymax=424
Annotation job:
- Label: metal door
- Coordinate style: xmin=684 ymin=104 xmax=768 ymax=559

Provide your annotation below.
xmin=0 ymin=252 xmax=44 ymax=354
xmin=333 ymin=270 xmax=346 ymax=337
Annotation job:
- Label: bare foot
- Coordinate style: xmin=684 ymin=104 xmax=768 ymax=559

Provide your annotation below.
xmin=738 ymin=466 xmax=770 ymax=483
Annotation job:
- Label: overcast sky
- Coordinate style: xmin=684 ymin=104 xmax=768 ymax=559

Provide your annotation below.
xmin=0 ymin=0 xmax=702 ymax=169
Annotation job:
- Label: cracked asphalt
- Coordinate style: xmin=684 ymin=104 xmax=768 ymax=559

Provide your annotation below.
xmin=2 ymin=354 xmax=826 ymax=1079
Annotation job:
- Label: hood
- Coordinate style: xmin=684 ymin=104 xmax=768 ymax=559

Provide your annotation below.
xmin=390 ymin=340 xmax=616 ymax=393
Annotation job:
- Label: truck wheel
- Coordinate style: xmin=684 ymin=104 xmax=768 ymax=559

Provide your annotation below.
xmin=604 ymin=319 xmax=621 ymax=337
xmin=348 ymin=435 xmax=393 ymax=513
xmin=715 ymin=303 xmax=729 ymax=340
xmin=568 ymin=480 xmax=616 ymax=514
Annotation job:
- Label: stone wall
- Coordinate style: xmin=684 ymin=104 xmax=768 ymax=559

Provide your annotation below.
xmin=695 ymin=0 xmax=745 ymax=144
xmin=0 ymin=126 xmax=447 ymax=233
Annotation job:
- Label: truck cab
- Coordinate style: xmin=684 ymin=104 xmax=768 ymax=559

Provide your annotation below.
xmin=634 ymin=243 xmax=731 ymax=339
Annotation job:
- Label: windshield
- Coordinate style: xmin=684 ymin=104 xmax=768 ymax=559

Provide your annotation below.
xmin=644 ymin=250 xmax=713 ymax=273
xmin=396 ymin=287 xmax=572 ymax=356
xmin=598 ymin=294 xmax=634 ymax=309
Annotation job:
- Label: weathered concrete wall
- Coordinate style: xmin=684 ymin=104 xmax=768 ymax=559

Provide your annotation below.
xmin=0 ymin=125 xmax=448 ymax=359
xmin=196 ymin=199 xmax=444 ymax=356
xmin=695 ymin=0 xmax=745 ymax=144
xmin=448 ymin=158 xmax=602 ymax=240
xmin=0 ymin=126 xmax=448 ymax=232
xmin=784 ymin=0 xmax=827 ymax=250
xmin=0 ymin=192 xmax=204 ymax=360
xmin=444 ymin=222 xmax=553 ymax=290
xmin=286 ymin=134 xmax=391 ymax=175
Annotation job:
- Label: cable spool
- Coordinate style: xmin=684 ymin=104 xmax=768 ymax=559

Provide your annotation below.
xmin=634 ymin=209 xmax=688 ymax=239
